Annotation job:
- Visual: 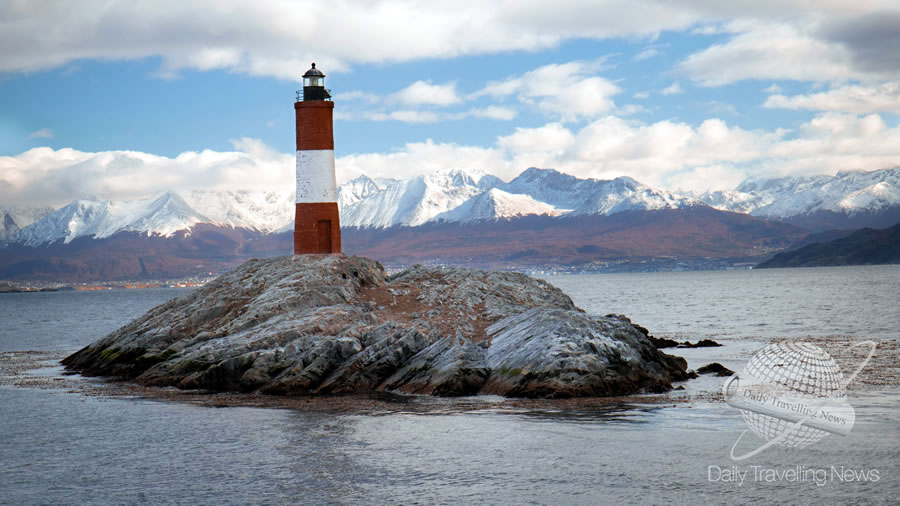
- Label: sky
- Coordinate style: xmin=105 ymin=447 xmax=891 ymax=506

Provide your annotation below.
xmin=2 ymin=0 xmax=900 ymax=207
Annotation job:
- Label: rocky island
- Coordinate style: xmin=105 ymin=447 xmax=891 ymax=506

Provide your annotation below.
xmin=63 ymin=255 xmax=691 ymax=398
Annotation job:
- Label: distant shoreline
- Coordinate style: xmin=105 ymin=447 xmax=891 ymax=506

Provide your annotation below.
xmin=0 ymin=282 xmax=202 ymax=294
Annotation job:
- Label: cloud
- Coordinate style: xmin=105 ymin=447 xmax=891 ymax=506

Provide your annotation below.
xmin=336 ymin=139 xmax=514 ymax=182
xmin=762 ymin=84 xmax=782 ymax=94
xmin=634 ymin=48 xmax=660 ymax=61
xmin=0 ymin=0 xmax=710 ymax=79
xmin=2 ymin=1 xmax=899 ymax=88
xmin=474 ymin=60 xmax=620 ymax=122
xmin=388 ymin=80 xmax=461 ymax=106
xmin=617 ymin=104 xmax=648 ymax=116
xmin=677 ymin=20 xmax=856 ymax=86
xmin=506 ymin=113 xmax=900 ymax=190
xmin=766 ymin=112 xmax=900 ymax=176
xmin=28 ymin=128 xmax=54 ymax=139
xmin=468 ymin=106 xmax=517 ymax=120
xmin=661 ymin=82 xmax=683 ymax=95
xmin=0 ymin=138 xmax=293 ymax=207
xmin=355 ymin=106 xmax=516 ymax=123
xmin=497 ymin=123 xmax=576 ymax=158
xmin=819 ymin=11 xmax=900 ymax=76
xmin=367 ymin=110 xmax=443 ymax=123
xmin=334 ymin=90 xmax=380 ymax=104
xmin=334 ymin=112 xmax=900 ymax=193
xmin=6 ymin=111 xmax=900 ymax=206
xmin=764 ymin=82 xmax=900 ymax=114
xmin=339 ymin=60 xmax=618 ymax=124
xmin=632 ymin=91 xmax=650 ymax=99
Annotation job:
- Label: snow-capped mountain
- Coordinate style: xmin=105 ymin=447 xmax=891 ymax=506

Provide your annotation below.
xmin=182 ymin=190 xmax=294 ymax=232
xmin=3 ymin=167 xmax=708 ymax=245
xmin=432 ymin=188 xmax=565 ymax=223
xmin=0 ymin=205 xmax=54 ymax=241
xmin=337 ymin=175 xmax=381 ymax=209
xmin=695 ymin=189 xmax=762 ymax=215
xmin=8 ymin=166 xmax=900 ymax=247
xmin=340 ymin=168 xmax=503 ymax=227
xmin=499 ymin=167 xmax=698 ymax=216
xmin=11 ymin=191 xmax=294 ymax=247
xmin=339 ymin=167 xmax=698 ymax=228
xmin=698 ymin=167 xmax=900 ymax=218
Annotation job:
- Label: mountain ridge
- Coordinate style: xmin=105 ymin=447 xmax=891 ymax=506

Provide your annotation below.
xmin=0 ymin=207 xmax=807 ymax=281
xmin=756 ymin=222 xmax=900 ymax=268
xmin=4 ymin=166 xmax=900 ymax=249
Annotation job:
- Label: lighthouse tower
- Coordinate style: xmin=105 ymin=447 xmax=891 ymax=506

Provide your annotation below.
xmin=294 ymin=63 xmax=341 ymax=255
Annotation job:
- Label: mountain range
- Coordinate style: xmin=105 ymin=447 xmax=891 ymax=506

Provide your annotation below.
xmin=2 ymin=166 xmax=899 ymax=280
xmin=697 ymin=167 xmax=900 ymax=230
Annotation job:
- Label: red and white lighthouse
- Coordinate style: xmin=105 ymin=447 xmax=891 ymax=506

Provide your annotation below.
xmin=294 ymin=63 xmax=341 ymax=255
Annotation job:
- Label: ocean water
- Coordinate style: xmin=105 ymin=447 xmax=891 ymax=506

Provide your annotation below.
xmin=1 ymin=265 xmax=898 ymax=504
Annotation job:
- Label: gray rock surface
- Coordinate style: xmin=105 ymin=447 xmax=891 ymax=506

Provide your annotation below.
xmin=63 ymin=255 xmax=690 ymax=398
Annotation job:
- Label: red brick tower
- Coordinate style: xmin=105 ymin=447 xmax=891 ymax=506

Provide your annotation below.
xmin=294 ymin=63 xmax=341 ymax=254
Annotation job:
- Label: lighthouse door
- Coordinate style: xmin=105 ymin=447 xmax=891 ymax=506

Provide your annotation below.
xmin=316 ymin=220 xmax=332 ymax=252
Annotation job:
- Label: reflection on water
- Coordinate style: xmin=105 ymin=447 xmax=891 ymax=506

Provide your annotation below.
xmin=512 ymin=404 xmax=663 ymax=425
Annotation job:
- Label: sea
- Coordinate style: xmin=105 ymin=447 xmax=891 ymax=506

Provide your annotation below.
xmin=1 ymin=265 xmax=898 ymax=504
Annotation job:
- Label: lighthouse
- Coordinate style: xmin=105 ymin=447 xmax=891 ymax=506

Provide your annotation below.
xmin=294 ymin=63 xmax=341 ymax=255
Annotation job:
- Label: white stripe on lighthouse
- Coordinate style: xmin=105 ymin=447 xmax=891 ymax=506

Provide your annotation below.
xmin=296 ymin=150 xmax=337 ymax=203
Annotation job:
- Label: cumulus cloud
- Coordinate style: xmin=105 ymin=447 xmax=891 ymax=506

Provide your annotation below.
xmin=0 ymin=138 xmax=293 ymax=207
xmin=349 ymin=60 xmax=617 ymax=124
xmin=766 ymin=112 xmax=900 ymax=176
xmin=677 ymin=20 xmax=856 ymax=86
xmin=474 ymin=61 xmax=621 ymax=122
xmin=336 ymin=139 xmax=514 ymax=182
xmin=497 ymin=123 xmax=576 ymax=161
xmin=6 ymin=112 xmax=900 ymax=206
xmin=338 ymin=112 xmax=900 ymax=192
xmin=764 ymin=82 xmax=900 ymax=114
xmin=388 ymin=80 xmax=461 ymax=106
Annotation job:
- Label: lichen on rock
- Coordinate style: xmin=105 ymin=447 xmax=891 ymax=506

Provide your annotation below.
xmin=62 ymin=255 xmax=690 ymax=398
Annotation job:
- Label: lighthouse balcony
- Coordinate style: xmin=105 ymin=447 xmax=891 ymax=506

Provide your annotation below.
xmin=297 ymin=88 xmax=332 ymax=102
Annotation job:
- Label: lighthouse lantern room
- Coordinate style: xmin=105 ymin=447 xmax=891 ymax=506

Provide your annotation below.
xmin=294 ymin=63 xmax=341 ymax=255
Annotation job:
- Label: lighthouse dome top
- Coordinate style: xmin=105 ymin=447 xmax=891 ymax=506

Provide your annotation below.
xmin=303 ymin=63 xmax=325 ymax=78
xmin=300 ymin=62 xmax=330 ymax=101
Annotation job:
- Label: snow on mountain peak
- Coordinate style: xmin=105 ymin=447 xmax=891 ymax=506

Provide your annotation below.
xmin=338 ymin=175 xmax=381 ymax=208
xmin=432 ymin=188 xmax=566 ymax=223
xmin=0 ymin=205 xmax=54 ymax=241
xmin=10 ymin=190 xmax=294 ymax=246
xmin=715 ymin=167 xmax=900 ymax=217
xmin=340 ymin=167 xmax=505 ymax=228
xmin=838 ymin=181 xmax=900 ymax=212
xmin=10 ymin=166 xmax=900 ymax=245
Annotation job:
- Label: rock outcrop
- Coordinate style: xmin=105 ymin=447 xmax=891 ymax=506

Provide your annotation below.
xmin=62 ymin=255 xmax=690 ymax=398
